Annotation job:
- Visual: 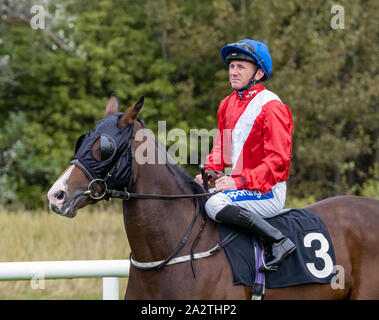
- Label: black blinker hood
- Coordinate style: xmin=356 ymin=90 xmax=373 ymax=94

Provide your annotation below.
xmin=74 ymin=112 xmax=135 ymax=191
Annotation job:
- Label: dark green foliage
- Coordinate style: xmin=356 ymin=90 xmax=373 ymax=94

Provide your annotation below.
xmin=0 ymin=0 xmax=377 ymax=208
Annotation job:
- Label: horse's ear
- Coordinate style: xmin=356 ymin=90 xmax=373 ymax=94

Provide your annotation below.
xmin=119 ymin=96 xmax=144 ymax=127
xmin=133 ymin=96 xmax=144 ymax=115
xmin=105 ymin=93 xmax=120 ymax=115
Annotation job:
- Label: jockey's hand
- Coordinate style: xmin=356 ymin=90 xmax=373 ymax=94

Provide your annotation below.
xmin=194 ymin=174 xmax=204 ymax=186
xmin=215 ymin=176 xmax=237 ymax=191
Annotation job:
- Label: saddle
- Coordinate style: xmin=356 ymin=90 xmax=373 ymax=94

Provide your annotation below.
xmin=218 ymin=208 xmax=337 ymax=298
xmin=199 ymin=167 xmax=337 ymax=297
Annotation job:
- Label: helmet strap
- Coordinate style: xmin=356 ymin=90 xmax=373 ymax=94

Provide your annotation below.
xmin=236 ymin=67 xmax=259 ymax=93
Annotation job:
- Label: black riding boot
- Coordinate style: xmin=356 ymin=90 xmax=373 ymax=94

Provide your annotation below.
xmin=215 ymin=205 xmax=296 ymax=271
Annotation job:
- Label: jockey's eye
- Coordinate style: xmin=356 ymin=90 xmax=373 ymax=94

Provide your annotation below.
xmin=99 ymin=135 xmax=116 ymax=161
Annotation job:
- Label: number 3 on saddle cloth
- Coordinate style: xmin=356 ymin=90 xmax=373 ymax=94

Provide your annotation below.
xmin=218 ymin=208 xmax=337 ymax=298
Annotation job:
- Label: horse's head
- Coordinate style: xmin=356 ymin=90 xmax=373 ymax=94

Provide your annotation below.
xmin=47 ymin=94 xmax=144 ymax=218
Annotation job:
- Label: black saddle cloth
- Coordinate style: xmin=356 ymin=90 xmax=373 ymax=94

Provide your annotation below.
xmin=217 ymin=208 xmax=337 ymax=288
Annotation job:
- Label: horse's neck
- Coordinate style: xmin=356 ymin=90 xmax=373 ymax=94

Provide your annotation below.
xmin=123 ymin=161 xmax=197 ymax=262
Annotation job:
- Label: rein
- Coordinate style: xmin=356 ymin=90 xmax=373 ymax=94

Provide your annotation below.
xmin=71 ymin=159 xmax=220 ymax=201
xmin=70 ymin=120 xmax=230 ymax=276
xmin=71 ymin=158 xmax=227 ymax=276
xmin=105 ymin=188 xmax=219 ymax=200
xmin=128 ymin=199 xmax=239 ymax=276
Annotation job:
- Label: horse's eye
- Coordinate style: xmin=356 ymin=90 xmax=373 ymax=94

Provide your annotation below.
xmin=100 ymin=135 xmax=116 ymax=161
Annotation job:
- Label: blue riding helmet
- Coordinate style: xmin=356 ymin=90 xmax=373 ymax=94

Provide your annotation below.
xmin=220 ymin=39 xmax=272 ymax=79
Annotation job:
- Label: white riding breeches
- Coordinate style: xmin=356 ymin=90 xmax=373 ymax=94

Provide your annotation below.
xmin=205 ymin=181 xmax=287 ymax=222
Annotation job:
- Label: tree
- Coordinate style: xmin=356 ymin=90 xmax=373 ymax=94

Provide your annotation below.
xmin=0 ymin=0 xmax=377 ymax=208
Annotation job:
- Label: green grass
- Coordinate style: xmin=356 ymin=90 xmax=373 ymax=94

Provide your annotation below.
xmin=0 ymin=202 xmax=130 ymax=300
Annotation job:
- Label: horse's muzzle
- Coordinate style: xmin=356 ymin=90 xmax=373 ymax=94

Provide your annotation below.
xmin=50 ymin=204 xmax=62 ymax=215
xmin=48 ymin=189 xmax=90 ymax=218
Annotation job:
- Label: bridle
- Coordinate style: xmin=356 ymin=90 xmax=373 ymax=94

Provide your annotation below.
xmin=71 ymin=118 xmax=219 ymax=202
xmin=69 ymin=119 xmax=238 ymax=276
xmin=71 ymin=155 xmax=219 ymax=202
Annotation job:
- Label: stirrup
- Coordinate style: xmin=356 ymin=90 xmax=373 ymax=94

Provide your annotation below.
xmin=258 ymin=238 xmax=296 ymax=272
xmin=259 ymin=261 xmax=279 ymax=272
xmin=256 ymin=245 xmax=278 ymax=272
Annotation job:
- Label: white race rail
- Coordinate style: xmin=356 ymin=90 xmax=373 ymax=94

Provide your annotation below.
xmin=0 ymin=259 xmax=130 ymax=300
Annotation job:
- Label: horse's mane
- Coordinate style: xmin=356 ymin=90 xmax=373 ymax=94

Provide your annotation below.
xmin=167 ymin=162 xmax=205 ymax=195
xmin=166 ymin=162 xmax=208 ymax=216
xmin=153 ymin=136 xmax=207 ymax=215
xmin=138 ymin=119 xmax=208 ymax=215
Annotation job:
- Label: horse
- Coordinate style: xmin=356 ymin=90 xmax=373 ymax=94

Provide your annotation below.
xmin=47 ymin=94 xmax=379 ymax=299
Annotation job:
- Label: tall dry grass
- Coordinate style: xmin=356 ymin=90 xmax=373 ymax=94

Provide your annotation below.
xmin=0 ymin=195 xmax=317 ymax=299
xmin=0 ymin=201 xmax=130 ymax=300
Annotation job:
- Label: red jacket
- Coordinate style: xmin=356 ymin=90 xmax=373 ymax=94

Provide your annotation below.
xmin=206 ymin=84 xmax=293 ymax=193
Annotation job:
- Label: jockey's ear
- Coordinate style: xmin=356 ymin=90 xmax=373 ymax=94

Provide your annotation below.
xmin=119 ymin=96 xmax=144 ymax=127
xmin=105 ymin=93 xmax=120 ymax=115
xmin=254 ymin=68 xmax=265 ymax=81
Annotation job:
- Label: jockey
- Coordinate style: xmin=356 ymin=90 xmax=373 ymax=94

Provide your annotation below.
xmin=195 ymin=39 xmax=296 ymax=271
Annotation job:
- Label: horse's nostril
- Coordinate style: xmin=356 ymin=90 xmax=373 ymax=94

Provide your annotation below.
xmin=54 ymin=190 xmax=66 ymax=201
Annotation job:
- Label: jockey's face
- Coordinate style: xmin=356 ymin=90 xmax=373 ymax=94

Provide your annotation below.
xmin=229 ymin=60 xmax=264 ymax=90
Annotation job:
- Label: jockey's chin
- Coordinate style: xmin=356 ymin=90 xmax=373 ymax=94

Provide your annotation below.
xmin=230 ymin=79 xmax=246 ymax=91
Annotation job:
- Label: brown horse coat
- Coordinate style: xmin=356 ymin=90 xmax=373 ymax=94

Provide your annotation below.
xmin=48 ymin=96 xmax=379 ymax=300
